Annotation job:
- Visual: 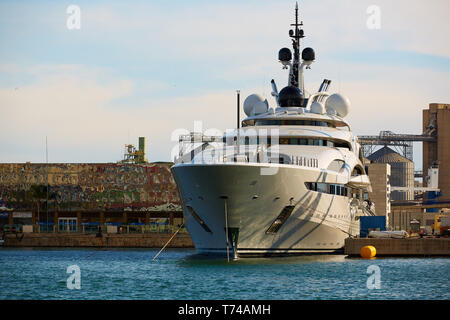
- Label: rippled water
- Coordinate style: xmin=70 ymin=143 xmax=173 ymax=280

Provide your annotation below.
xmin=0 ymin=248 xmax=448 ymax=300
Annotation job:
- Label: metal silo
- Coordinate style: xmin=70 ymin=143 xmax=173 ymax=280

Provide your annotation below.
xmin=367 ymin=146 xmax=414 ymax=201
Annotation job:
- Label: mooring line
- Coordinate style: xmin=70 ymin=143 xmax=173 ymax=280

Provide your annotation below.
xmin=152 ymin=223 xmax=184 ymax=261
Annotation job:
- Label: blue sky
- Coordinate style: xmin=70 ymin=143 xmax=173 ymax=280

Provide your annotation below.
xmin=0 ymin=0 xmax=449 ymax=170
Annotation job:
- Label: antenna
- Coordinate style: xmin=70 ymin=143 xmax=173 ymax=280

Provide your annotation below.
xmin=289 ymin=2 xmax=304 ymax=88
xmin=236 ymin=90 xmax=240 ymax=130
xmin=277 ymin=3 xmax=315 ymax=106
xmin=236 ymin=90 xmax=240 ymax=155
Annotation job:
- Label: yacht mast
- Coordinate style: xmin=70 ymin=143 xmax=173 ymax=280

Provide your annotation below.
xmin=289 ymin=2 xmax=304 ymax=88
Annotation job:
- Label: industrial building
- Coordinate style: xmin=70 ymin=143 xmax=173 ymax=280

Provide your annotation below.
xmin=423 ymin=103 xmax=450 ymax=202
xmin=366 ymin=162 xmax=391 ymax=220
xmin=367 ymin=147 xmax=414 ymax=201
xmin=360 ymin=103 xmax=450 ymax=233
xmin=0 ymin=140 xmax=183 ymax=233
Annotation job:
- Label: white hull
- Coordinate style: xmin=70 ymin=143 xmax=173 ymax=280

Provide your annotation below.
xmin=172 ymin=163 xmax=359 ymax=257
xmin=171 ymin=5 xmax=372 ymax=258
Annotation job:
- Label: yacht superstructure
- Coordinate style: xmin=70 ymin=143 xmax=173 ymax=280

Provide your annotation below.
xmin=171 ymin=4 xmax=373 ymax=257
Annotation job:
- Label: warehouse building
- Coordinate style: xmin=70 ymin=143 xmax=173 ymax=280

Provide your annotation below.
xmin=0 ymin=162 xmax=183 ymax=233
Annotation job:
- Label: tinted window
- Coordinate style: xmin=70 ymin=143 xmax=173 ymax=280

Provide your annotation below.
xmin=255 ymin=120 xmax=333 ymax=127
xmin=224 ymin=135 xmax=349 ymax=149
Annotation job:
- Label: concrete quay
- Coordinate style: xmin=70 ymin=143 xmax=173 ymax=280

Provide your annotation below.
xmin=4 ymin=233 xmax=449 ymax=257
xmin=344 ymin=237 xmax=450 ymax=257
xmin=3 ymin=232 xmax=194 ymax=248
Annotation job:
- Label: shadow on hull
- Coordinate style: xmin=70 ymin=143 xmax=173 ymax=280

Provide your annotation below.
xmin=192 ymin=247 xmax=345 ymax=259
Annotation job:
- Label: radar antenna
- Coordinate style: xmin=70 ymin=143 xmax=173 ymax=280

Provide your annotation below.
xmin=276 ymin=2 xmax=315 ymax=106
xmin=289 ymin=2 xmax=304 ymax=88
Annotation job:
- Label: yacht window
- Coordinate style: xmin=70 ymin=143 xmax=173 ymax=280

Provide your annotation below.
xmin=306 ymin=182 xmax=349 ymax=197
xmin=351 ymin=166 xmax=364 ymax=176
xmin=317 ymin=183 xmax=327 ymax=193
xmin=334 ymin=141 xmax=350 ymax=149
xmin=246 ymin=119 xmax=350 ymax=129
xmin=224 ymin=135 xmax=351 ymax=150
xmin=255 ymin=120 xmax=334 ymax=127
xmin=266 ymin=205 xmax=295 ymax=234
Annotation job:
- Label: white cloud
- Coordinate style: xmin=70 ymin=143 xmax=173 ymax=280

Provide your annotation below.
xmin=0 ymin=64 xmax=238 ymax=163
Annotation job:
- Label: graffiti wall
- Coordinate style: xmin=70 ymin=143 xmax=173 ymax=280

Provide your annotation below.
xmin=0 ymin=162 xmax=181 ymax=211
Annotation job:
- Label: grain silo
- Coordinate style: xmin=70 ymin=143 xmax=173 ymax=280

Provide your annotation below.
xmin=367 ymin=146 xmax=414 ymax=201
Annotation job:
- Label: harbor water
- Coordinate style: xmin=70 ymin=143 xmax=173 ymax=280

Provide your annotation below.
xmin=0 ymin=248 xmax=448 ymax=300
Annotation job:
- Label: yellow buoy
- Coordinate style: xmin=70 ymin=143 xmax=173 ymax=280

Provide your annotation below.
xmin=360 ymin=245 xmax=376 ymax=259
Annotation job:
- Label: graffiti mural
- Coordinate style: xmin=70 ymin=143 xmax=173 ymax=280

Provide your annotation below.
xmin=0 ymin=162 xmax=181 ymax=212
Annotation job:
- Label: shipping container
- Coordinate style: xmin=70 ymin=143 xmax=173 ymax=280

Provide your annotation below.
xmin=360 ymin=216 xmax=386 ymax=237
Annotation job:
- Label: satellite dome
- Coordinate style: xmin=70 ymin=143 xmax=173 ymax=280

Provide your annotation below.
xmin=278 ymin=86 xmax=304 ymax=108
xmin=302 ymin=47 xmax=315 ymax=61
xmin=243 ymin=94 xmax=268 ymax=116
xmin=278 ymin=48 xmax=292 ymax=63
xmin=310 ymin=101 xmax=325 ymax=114
xmin=252 ymin=100 xmax=269 ymax=115
xmin=325 ymin=93 xmax=350 ymax=117
xmin=326 ymin=108 xmax=337 ymax=116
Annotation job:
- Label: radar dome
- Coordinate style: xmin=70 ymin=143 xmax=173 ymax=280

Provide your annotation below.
xmin=278 ymin=86 xmax=304 ymax=108
xmin=302 ymin=47 xmax=315 ymax=62
xmin=244 ymin=94 xmax=268 ymax=116
xmin=252 ymin=100 xmax=269 ymax=115
xmin=310 ymin=101 xmax=325 ymax=114
xmin=325 ymin=93 xmax=350 ymax=117
xmin=278 ymin=48 xmax=292 ymax=65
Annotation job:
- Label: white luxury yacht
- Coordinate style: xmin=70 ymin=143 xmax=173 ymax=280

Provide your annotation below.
xmin=171 ymin=4 xmax=373 ymax=258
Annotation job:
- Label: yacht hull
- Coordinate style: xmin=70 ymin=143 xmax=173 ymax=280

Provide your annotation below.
xmin=171 ymin=163 xmax=359 ymax=257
